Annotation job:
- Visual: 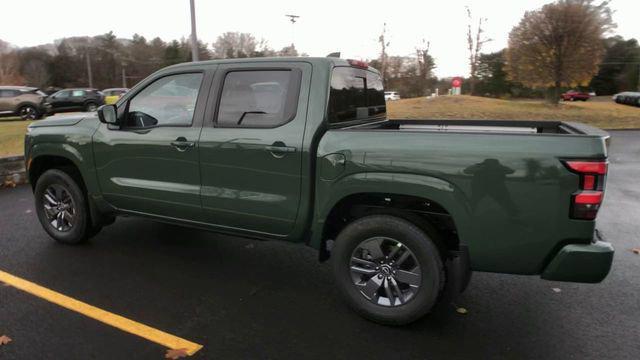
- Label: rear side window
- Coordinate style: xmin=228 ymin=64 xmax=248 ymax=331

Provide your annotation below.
xmin=328 ymin=67 xmax=386 ymax=125
xmin=71 ymin=90 xmax=86 ymax=97
xmin=217 ymin=70 xmax=301 ymax=128
xmin=0 ymin=89 xmax=20 ymax=98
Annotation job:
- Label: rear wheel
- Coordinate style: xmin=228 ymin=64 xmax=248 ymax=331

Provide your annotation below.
xmin=332 ymin=215 xmax=444 ymax=325
xmin=34 ymin=169 xmax=100 ymax=244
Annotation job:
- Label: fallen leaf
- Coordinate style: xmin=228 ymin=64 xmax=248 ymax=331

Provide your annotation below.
xmin=165 ymin=348 xmax=189 ymax=359
xmin=2 ymin=180 xmax=16 ymax=188
xmin=455 ymin=307 xmax=468 ymax=315
xmin=552 ymin=288 xmax=562 ymax=293
xmin=631 ymin=248 xmax=640 ymax=255
xmin=0 ymin=335 xmax=12 ymax=346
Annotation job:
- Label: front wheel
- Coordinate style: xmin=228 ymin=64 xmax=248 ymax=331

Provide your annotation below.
xmin=19 ymin=105 xmax=39 ymax=120
xmin=84 ymin=102 xmax=98 ymax=112
xmin=332 ymin=215 xmax=444 ymax=325
xmin=34 ymin=169 xmax=100 ymax=244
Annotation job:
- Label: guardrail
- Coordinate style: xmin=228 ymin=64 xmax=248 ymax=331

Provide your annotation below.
xmin=0 ymin=155 xmax=27 ymax=187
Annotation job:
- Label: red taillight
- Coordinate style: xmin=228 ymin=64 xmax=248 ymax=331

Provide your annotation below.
xmin=565 ymin=161 xmax=608 ymax=175
xmin=563 ymin=160 xmax=608 ymax=220
xmin=347 ymin=59 xmax=369 ymax=69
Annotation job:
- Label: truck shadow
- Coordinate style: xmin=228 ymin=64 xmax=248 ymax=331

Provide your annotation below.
xmin=29 ymin=218 xmax=561 ymax=359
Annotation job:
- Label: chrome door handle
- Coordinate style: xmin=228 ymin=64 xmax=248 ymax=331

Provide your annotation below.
xmin=265 ymin=145 xmax=296 ymax=153
xmin=171 ymin=137 xmax=195 ymax=151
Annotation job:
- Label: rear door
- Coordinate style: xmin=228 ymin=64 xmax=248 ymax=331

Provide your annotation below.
xmin=0 ymin=90 xmax=16 ymax=112
xmin=93 ymin=70 xmax=212 ymax=221
xmin=198 ymin=62 xmax=311 ymax=236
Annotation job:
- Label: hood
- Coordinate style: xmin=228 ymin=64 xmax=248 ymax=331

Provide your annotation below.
xmin=28 ymin=113 xmax=89 ymax=128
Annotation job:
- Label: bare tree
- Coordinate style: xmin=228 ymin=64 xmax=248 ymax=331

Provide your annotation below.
xmin=211 ymin=32 xmax=273 ymax=59
xmin=466 ymin=6 xmax=492 ymax=95
xmin=506 ymin=0 xmax=615 ymax=103
xmin=416 ymin=39 xmax=436 ymax=96
xmin=378 ymin=23 xmax=390 ymax=85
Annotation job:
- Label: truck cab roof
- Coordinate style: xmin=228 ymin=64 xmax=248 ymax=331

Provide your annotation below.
xmin=163 ymin=57 xmax=381 ymax=75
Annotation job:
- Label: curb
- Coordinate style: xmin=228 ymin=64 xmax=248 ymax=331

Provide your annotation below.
xmin=0 ymin=155 xmax=27 ymax=188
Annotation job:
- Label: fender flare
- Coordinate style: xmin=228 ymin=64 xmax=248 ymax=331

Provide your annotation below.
xmin=309 ymin=171 xmax=472 ymax=250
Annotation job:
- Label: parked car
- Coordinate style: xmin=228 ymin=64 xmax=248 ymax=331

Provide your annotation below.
xmin=384 ymin=91 xmax=400 ymax=101
xmin=46 ymin=88 xmax=105 ymax=114
xmin=561 ymin=90 xmax=590 ymax=101
xmin=0 ymin=86 xmax=49 ymax=120
xmin=613 ymin=91 xmax=640 ymax=107
xmin=102 ymin=88 xmax=129 ymax=105
xmin=25 ymin=57 xmax=613 ymax=325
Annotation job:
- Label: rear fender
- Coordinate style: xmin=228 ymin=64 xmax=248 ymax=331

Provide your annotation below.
xmin=310 ymin=172 xmax=472 ymax=250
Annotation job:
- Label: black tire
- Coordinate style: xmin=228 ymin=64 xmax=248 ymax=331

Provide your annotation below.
xmin=332 ymin=215 xmax=444 ymax=325
xmin=18 ymin=105 xmax=39 ymax=120
xmin=84 ymin=102 xmax=98 ymax=112
xmin=34 ymin=169 xmax=100 ymax=244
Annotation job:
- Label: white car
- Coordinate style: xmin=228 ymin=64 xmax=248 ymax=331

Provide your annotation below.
xmin=384 ymin=91 xmax=400 ymax=101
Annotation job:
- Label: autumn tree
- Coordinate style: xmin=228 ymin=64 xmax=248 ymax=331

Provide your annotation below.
xmin=506 ymin=0 xmax=615 ymax=103
xmin=0 ymin=51 xmax=24 ymax=84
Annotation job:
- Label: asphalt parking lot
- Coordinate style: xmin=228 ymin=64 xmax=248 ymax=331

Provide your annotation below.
xmin=1 ymin=130 xmax=639 ymax=360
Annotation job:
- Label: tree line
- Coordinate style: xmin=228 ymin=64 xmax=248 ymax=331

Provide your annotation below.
xmin=1 ymin=0 xmax=638 ymax=101
xmin=0 ymin=32 xmax=300 ymax=91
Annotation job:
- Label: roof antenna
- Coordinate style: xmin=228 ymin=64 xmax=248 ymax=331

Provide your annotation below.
xmin=326 ymin=52 xmax=341 ymax=58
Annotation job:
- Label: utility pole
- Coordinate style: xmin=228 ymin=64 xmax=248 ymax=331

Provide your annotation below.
xmin=121 ymin=63 xmax=127 ymax=88
xmin=189 ymin=0 xmax=199 ymax=62
xmin=285 ymin=14 xmax=300 ymax=47
xmin=85 ymin=48 xmax=93 ymax=88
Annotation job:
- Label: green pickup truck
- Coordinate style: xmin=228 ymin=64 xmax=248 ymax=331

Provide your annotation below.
xmin=25 ymin=57 xmax=613 ymax=325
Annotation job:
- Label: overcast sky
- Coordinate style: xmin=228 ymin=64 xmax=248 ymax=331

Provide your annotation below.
xmin=1 ymin=0 xmax=638 ymax=77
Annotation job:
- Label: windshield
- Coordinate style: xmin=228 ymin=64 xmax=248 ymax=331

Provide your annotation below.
xmin=328 ymin=66 xmax=386 ymax=126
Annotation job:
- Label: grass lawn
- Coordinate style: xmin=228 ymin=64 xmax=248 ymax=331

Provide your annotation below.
xmin=0 ymin=96 xmax=638 ymax=157
xmin=387 ymin=95 xmax=640 ymax=129
xmin=0 ymin=117 xmax=32 ymax=157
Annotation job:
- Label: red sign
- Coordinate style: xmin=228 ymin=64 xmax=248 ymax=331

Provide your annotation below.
xmin=452 ymin=77 xmax=462 ymax=88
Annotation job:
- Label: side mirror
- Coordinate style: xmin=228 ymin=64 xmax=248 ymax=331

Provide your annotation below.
xmin=97 ymin=104 xmax=119 ymax=125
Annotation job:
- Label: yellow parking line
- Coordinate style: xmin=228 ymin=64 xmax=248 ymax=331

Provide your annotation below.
xmin=0 ymin=269 xmax=203 ymax=356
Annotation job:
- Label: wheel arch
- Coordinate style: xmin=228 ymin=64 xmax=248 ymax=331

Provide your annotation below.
xmin=311 ymin=172 xmax=472 ymax=262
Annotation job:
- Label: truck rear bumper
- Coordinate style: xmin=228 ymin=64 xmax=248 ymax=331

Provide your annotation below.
xmin=541 ymin=240 xmax=614 ymax=283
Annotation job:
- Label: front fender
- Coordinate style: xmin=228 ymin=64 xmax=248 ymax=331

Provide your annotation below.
xmin=27 ymin=138 xmax=99 ymax=197
xmin=309 ymin=171 xmax=472 ymax=250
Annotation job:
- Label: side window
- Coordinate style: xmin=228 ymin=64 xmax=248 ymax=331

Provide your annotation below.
xmin=55 ymin=90 xmax=71 ymax=98
xmin=217 ymin=70 xmax=300 ymax=128
xmin=124 ymin=73 xmax=203 ymax=129
xmin=328 ymin=67 xmax=387 ymax=124
xmin=71 ymin=90 xmax=86 ymax=97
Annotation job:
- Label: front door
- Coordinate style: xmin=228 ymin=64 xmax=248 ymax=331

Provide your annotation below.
xmin=93 ymin=71 xmax=210 ymax=221
xmin=198 ymin=62 xmax=311 ymax=236
xmin=50 ymin=90 xmax=72 ymax=112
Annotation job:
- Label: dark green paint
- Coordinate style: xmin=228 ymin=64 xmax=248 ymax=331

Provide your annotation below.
xmin=25 ymin=57 xmax=613 ymax=283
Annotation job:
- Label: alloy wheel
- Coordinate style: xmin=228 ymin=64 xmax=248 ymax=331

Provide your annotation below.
xmin=20 ymin=106 xmax=37 ymax=120
xmin=350 ymin=237 xmax=422 ymax=307
xmin=42 ymin=184 xmax=76 ymax=232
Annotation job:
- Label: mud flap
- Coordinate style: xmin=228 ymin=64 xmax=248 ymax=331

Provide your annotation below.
xmin=441 ymin=245 xmax=472 ymax=302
